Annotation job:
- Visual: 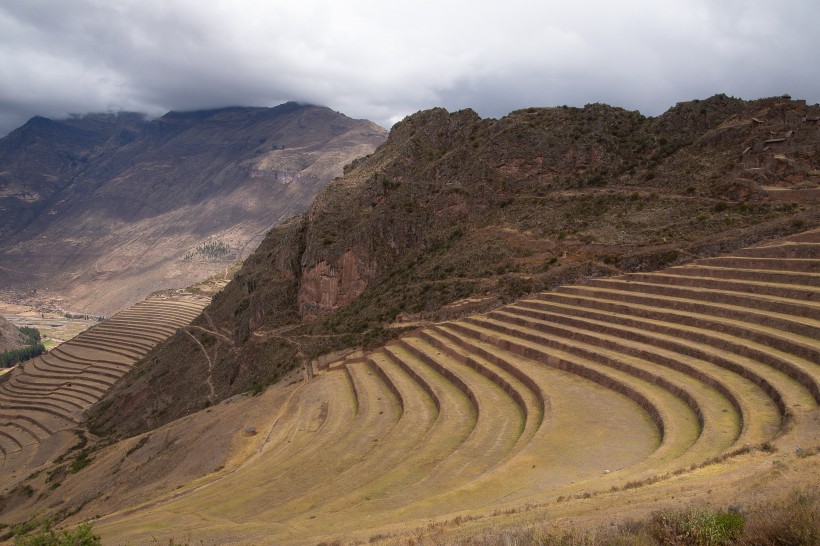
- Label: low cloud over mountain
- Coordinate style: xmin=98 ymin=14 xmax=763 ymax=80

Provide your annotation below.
xmin=1 ymin=1 xmax=819 ymax=135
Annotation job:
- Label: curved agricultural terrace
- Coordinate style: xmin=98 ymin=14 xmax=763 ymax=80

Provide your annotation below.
xmin=0 ymin=291 xmax=209 ymax=485
xmin=85 ymin=229 xmax=820 ymax=545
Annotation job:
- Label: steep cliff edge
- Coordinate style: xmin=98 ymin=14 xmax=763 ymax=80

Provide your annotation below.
xmin=89 ymin=95 xmax=820 ymax=438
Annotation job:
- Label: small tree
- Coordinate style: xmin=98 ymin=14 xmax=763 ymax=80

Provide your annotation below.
xmin=13 ymin=519 xmax=101 ymax=546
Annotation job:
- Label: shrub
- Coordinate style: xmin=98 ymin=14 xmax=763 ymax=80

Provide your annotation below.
xmin=125 ymin=434 xmax=151 ymax=457
xmin=182 ymin=240 xmax=231 ymax=261
xmin=417 ymin=488 xmax=817 ymax=545
xmin=13 ymin=519 xmax=100 ymax=546
xmin=69 ymin=450 xmax=92 ymax=473
xmin=652 ymin=508 xmax=744 ymax=545
xmin=248 ymin=381 xmax=266 ymax=396
xmin=0 ymin=343 xmax=46 ymax=367
xmin=740 ymin=486 xmax=820 ymax=545
xmin=17 ymin=327 xmax=41 ymax=345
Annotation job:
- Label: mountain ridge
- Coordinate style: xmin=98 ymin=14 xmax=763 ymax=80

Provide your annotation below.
xmin=88 ymin=94 xmax=820 ymax=438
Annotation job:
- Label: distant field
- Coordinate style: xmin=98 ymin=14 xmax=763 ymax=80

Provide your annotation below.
xmin=0 ymin=301 xmax=98 ymax=348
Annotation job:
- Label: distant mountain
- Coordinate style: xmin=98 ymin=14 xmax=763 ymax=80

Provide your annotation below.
xmin=89 ymin=94 xmax=820 ymax=438
xmin=0 ymin=104 xmax=387 ymax=315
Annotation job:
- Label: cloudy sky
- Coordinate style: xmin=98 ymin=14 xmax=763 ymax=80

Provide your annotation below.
xmin=1 ymin=0 xmax=818 ymax=135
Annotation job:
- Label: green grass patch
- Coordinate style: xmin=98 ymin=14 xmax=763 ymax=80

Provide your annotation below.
xmin=12 ymin=517 xmax=100 ymax=546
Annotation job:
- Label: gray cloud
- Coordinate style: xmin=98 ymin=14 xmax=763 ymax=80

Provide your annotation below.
xmin=1 ymin=0 xmax=818 ymax=135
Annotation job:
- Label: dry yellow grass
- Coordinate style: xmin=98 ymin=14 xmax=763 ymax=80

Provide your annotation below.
xmin=3 ymin=231 xmax=819 ymax=545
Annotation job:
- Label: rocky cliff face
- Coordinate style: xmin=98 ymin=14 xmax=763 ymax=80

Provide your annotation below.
xmin=0 ymin=104 xmax=387 ymax=315
xmin=298 ymin=247 xmax=375 ymax=318
xmin=90 ymin=94 xmax=820 ymax=438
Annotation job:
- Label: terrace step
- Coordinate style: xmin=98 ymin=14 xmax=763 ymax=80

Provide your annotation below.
xmin=0 ymin=436 xmax=36 ymax=474
xmin=94 ymin=321 xmax=174 ymax=338
xmin=441 ymin=319 xmax=702 ymax=466
xmin=255 ymin=368 xmax=360 ymax=480
xmin=0 ymin=378 xmax=83 ymax=407
xmin=0 ymin=420 xmax=47 ymax=448
xmin=0 ymin=381 xmax=96 ymax=409
xmin=316 ymin=333 xmax=640 ymax=513
xmin=238 ymin=361 xmax=402 ymax=517
xmin=382 ymin=341 xmax=477 ymax=452
xmin=534 ymin=290 xmax=820 ymax=372
xmin=339 ymin=341 xmax=497 ymax=508
xmin=731 ymin=242 xmax=820 ymax=258
xmin=667 ymin=265 xmax=820 ymax=287
xmin=0 ymin=395 xmax=80 ymax=421
xmin=294 ymin=354 xmax=446 ymax=513
xmin=621 ymin=271 xmax=818 ymax=301
xmin=50 ymin=344 xmax=132 ymax=365
xmin=0 ymin=426 xmax=34 ymax=451
xmin=428 ymin=325 xmax=548 ymax=421
xmin=0 ymin=414 xmax=55 ymax=437
xmin=27 ymin=356 xmax=123 ymax=381
xmin=49 ymin=387 xmax=97 ymax=406
xmin=398 ymin=323 xmax=660 ymax=506
xmin=120 ymin=307 xmax=201 ymax=321
xmin=692 ymin=256 xmax=818 ymax=272
xmin=64 ymin=339 xmax=144 ymax=360
xmin=421 ymin=327 xmax=544 ymax=447
xmin=11 ymin=374 xmax=110 ymax=398
xmin=115 ymin=312 xmax=197 ymax=325
xmin=40 ymin=352 xmax=130 ymax=375
xmin=555 ymin=284 xmax=820 ymax=343
xmin=175 ymin=369 xmax=363 ymax=523
xmin=467 ymin=313 xmax=743 ymax=455
xmin=74 ymin=332 xmax=156 ymax=353
xmin=505 ymin=301 xmax=816 ymax=414
xmin=78 ymin=322 xmax=166 ymax=338
xmin=284 ymin=349 xmax=458 ymax=508
xmin=0 ymin=392 xmax=87 ymax=418
xmin=400 ymin=335 xmax=525 ymax=468
xmin=581 ymin=277 xmax=820 ymax=320
xmin=11 ymin=363 xmax=116 ymax=388
xmin=488 ymin=308 xmax=782 ymax=446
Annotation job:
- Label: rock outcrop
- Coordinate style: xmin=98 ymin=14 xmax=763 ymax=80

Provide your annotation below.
xmin=298 ymin=247 xmax=376 ymax=318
